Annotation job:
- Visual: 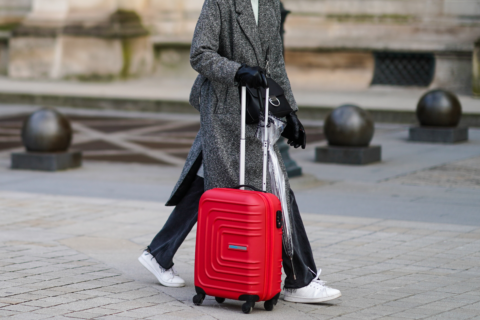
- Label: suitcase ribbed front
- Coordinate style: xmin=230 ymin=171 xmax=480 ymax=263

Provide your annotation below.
xmin=195 ymin=188 xmax=282 ymax=303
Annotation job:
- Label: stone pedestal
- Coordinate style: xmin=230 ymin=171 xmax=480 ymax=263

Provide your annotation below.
xmin=8 ymin=0 xmax=153 ymax=80
xmin=315 ymin=145 xmax=381 ymax=165
xmin=11 ymin=151 xmax=82 ymax=171
xmin=409 ymin=126 xmax=469 ymax=143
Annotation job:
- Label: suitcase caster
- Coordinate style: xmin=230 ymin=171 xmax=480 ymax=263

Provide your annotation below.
xmin=242 ymin=301 xmax=255 ymax=314
xmin=193 ymin=286 xmax=206 ymax=306
xmin=215 ymin=297 xmax=225 ymax=304
xmin=193 ymin=294 xmax=205 ymax=306
xmin=264 ymin=292 xmax=280 ymax=311
xmin=264 ymin=299 xmax=274 ymax=311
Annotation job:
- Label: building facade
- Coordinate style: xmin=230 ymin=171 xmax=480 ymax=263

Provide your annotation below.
xmin=0 ymin=0 xmax=479 ymax=94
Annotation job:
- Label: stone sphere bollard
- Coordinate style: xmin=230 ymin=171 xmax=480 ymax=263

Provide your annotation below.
xmin=416 ymin=89 xmax=462 ymax=127
xmin=21 ymin=108 xmax=72 ymax=152
xmin=324 ymin=104 xmax=374 ymax=147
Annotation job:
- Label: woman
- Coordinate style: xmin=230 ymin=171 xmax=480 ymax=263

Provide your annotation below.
xmin=139 ymin=0 xmax=341 ymax=303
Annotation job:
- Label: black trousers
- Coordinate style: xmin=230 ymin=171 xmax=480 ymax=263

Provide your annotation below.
xmin=148 ymin=176 xmax=317 ymax=289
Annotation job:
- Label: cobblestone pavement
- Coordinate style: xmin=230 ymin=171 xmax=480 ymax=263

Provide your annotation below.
xmin=395 ymin=155 xmax=480 ymax=189
xmin=1 ymin=191 xmax=480 ymax=320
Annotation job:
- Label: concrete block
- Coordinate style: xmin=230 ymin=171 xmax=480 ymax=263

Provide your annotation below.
xmin=315 ymin=145 xmax=381 ymax=165
xmin=409 ymin=126 xmax=469 ymax=143
xmin=11 ymin=151 xmax=82 ymax=171
xmin=431 ymin=52 xmax=473 ymax=95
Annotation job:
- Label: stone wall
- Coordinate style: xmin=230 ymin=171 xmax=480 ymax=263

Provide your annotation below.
xmin=3 ymin=0 xmax=480 ymax=94
xmin=0 ymin=0 xmax=32 ymax=26
xmin=281 ymin=0 xmax=480 ymax=52
xmin=141 ymin=0 xmax=203 ymax=44
xmin=0 ymin=0 xmax=33 ymax=75
xmin=8 ymin=0 xmax=154 ymax=80
xmin=141 ymin=0 xmax=480 ymax=52
xmin=138 ymin=0 xmax=480 ymax=94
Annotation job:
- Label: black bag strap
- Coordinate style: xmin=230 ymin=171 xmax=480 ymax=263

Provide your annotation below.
xmin=256 ymin=87 xmax=264 ymax=117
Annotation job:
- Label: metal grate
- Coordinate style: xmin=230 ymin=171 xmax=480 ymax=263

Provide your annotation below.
xmin=371 ymin=52 xmax=435 ymax=87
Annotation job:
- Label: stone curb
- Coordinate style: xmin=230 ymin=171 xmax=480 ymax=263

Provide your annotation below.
xmin=1 ymin=92 xmax=480 ymax=127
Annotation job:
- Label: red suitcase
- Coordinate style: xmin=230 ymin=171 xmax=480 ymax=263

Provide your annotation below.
xmin=193 ymin=86 xmax=283 ymax=314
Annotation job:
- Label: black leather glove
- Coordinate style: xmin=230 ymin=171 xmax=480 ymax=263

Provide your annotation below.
xmin=282 ymin=112 xmax=307 ymax=149
xmin=235 ymin=64 xmax=268 ymax=89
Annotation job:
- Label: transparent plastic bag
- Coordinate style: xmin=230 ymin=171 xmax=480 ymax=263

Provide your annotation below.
xmin=256 ymin=116 xmax=295 ymax=265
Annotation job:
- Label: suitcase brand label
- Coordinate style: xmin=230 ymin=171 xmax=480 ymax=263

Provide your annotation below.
xmin=228 ymin=245 xmax=247 ymax=251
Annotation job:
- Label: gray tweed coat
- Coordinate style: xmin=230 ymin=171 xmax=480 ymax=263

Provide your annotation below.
xmin=166 ymin=0 xmax=298 ymax=206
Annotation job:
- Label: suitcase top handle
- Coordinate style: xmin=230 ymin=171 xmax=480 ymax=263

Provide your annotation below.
xmin=233 ymin=185 xmax=266 ymax=193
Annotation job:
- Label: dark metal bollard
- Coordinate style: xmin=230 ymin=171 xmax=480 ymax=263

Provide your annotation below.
xmin=315 ymin=105 xmax=381 ymax=165
xmin=324 ymin=105 xmax=375 ymax=147
xmin=11 ymin=108 xmax=82 ymax=171
xmin=409 ymin=89 xmax=468 ymax=143
xmin=416 ymin=89 xmax=462 ymax=127
xmin=22 ymin=108 xmax=73 ymax=152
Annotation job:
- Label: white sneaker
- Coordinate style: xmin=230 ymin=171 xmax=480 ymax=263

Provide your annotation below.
xmin=138 ymin=251 xmax=185 ymax=287
xmin=283 ymin=269 xmax=341 ymax=303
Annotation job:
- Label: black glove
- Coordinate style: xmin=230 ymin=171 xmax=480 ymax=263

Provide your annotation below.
xmin=235 ymin=64 xmax=268 ymax=89
xmin=282 ymin=112 xmax=306 ymax=149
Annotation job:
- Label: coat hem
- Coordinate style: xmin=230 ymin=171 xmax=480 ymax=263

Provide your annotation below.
xmin=165 ymin=152 xmax=203 ymax=207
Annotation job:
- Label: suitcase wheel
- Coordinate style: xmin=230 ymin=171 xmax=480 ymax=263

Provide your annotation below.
xmin=215 ymin=297 xmax=225 ymax=304
xmin=242 ymin=301 xmax=255 ymax=314
xmin=193 ymin=293 xmax=205 ymax=306
xmin=264 ymin=299 xmax=274 ymax=311
xmin=264 ymin=292 xmax=280 ymax=311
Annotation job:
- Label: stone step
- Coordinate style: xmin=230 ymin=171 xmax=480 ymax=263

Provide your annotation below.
xmin=0 ymin=77 xmax=479 ymax=126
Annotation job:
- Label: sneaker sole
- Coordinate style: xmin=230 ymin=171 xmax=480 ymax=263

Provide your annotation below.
xmin=138 ymin=255 xmax=185 ymax=288
xmin=283 ymin=291 xmax=342 ymax=303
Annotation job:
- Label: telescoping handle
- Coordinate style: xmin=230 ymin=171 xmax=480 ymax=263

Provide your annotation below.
xmin=239 ymin=86 xmax=270 ymax=192
xmin=239 ymin=87 xmax=246 ymax=188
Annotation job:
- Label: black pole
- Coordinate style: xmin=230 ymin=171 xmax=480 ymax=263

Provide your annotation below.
xmin=277 ymin=2 xmax=302 ymax=178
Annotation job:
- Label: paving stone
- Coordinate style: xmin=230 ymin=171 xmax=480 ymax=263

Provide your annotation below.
xmin=1 ymin=192 xmax=480 ymax=320
xmin=0 ymin=309 xmax=19 ymax=317
xmin=426 ymin=308 xmax=479 ymax=319
xmin=62 ymin=311 xmax=108 ymax=319
xmin=310 ymin=306 xmax=362 ymax=316
xmin=388 ymin=310 xmax=428 ymax=319
xmin=79 ymin=307 xmax=122 ymax=316
xmin=95 ymin=315 xmax=146 ymax=320
xmin=31 ymin=305 xmax=72 ymax=315
xmin=101 ymin=300 xmax=157 ymax=312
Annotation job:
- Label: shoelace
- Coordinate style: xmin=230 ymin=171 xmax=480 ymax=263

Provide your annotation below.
xmin=310 ymin=269 xmax=329 ymax=290
xmin=146 ymin=252 xmax=179 ymax=279
xmin=170 ymin=266 xmax=179 ymax=277
xmin=160 ymin=266 xmax=178 ymax=279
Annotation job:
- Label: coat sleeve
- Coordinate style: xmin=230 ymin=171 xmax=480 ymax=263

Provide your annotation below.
xmin=270 ymin=0 xmax=298 ymax=112
xmin=190 ymin=0 xmax=241 ymax=86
